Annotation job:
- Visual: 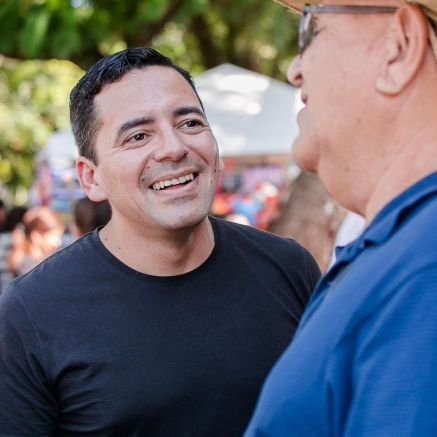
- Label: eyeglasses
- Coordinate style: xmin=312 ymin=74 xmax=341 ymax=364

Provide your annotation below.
xmin=299 ymin=4 xmax=397 ymax=55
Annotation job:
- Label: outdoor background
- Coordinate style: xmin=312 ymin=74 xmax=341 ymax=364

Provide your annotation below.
xmin=0 ymin=0 xmax=346 ymax=270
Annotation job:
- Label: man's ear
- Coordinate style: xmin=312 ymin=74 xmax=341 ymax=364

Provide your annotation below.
xmin=376 ymin=5 xmax=429 ymax=95
xmin=76 ymin=157 xmax=108 ymax=202
xmin=218 ymin=157 xmax=225 ymax=172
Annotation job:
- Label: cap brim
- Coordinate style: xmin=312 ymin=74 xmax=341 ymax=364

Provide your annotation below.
xmin=276 ymin=0 xmax=437 ymax=21
xmin=273 ymin=0 xmax=312 ymax=13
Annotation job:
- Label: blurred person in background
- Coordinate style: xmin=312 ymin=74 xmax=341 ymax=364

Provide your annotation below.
xmin=0 ymin=47 xmax=320 ymax=435
xmin=245 ymin=0 xmax=437 ymax=435
xmin=0 ymin=199 xmax=6 ymax=232
xmin=0 ymin=205 xmax=28 ymax=293
xmin=0 ymin=199 xmax=9 ymax=292
xmin=71 ymin=197 xmax=111 ymax=237
xmin=7 ymin=206 xmax=64 ymax=277
xmin=2 ymin=205 xmax=28 ymax=234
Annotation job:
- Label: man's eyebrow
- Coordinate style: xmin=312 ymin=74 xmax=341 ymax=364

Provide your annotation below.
xmin=115 ymin=117 xmax=154 ymax=144
xmin=173 ymin=106 xmax=206 ymax=119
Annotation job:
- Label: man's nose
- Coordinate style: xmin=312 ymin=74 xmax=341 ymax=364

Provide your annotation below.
xmin=287 ymin=56 xmax=303 ymax=87
xmin=153 ymin=129 xmax=188 ymax=162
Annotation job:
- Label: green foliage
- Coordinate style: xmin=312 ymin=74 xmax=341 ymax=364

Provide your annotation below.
xmin=0 ymin=0 xmax=299 ymax=73
xmin=0 ymin=56 xmax=82 ymax=194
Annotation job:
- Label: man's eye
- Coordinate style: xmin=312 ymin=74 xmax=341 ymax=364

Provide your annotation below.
xmin=129 ymin=133 xmax=146 ymax=142
xmin=184 ymin=119 xmax=202 ymax=128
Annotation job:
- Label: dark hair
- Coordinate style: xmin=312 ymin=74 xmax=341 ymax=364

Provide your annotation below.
xmin=0 ymin=199 xmax=6 ymax=232
xmin=69 ymin=47 xmax=203 ymax=163
xmin=73 ymin=197 xmax=111 ymax=236
xmin=3 ymin=206 xmax=28 ymax=232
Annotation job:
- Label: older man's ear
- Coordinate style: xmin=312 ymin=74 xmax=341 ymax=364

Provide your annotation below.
xmin=376 ymin=4 xmax=429 ymax=95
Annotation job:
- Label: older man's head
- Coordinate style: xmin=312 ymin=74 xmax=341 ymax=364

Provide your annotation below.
xmin=279 ymin=0 xmax=437 ymax=219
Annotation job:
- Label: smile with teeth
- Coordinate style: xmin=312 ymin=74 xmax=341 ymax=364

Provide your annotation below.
xmin=151 ymin=173 xmax=195 ymax=191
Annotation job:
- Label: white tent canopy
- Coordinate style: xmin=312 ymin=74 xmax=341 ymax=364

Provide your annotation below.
xmin=37 ymin=130 xmax=78 ymax=168
xmin=194 ymin=63 xmax=302 ymax=157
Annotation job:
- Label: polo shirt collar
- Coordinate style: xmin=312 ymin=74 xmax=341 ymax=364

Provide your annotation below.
xmin=336 ymin=171 xmax=437 ymax=266
xmin=300 ymin=171 xmax=437 ymax=330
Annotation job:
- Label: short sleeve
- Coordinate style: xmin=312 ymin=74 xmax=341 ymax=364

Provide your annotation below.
xmin=0 ymin=286 xmax=57 ymax=435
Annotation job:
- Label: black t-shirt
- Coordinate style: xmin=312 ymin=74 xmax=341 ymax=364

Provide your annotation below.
xmin=0 ymin=217 xmax=320 ymax=436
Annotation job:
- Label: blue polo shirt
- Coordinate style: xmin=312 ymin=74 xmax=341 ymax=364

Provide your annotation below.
xmin=245 ymin=172 xmax=437 ymax=436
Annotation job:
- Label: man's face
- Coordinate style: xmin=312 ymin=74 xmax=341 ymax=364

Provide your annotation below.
xmin=287 ymin=0 xmax=398 ymax=205
xmin=79 ymin=66 xmax=222 ymax=234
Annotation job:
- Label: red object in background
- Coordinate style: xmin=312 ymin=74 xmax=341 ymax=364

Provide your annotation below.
xmin=210 ymin=193 xmax=233 ymax=216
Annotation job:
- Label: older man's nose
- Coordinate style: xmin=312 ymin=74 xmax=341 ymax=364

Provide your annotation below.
xmin=287 ymin=56 xmax=303 ymax=87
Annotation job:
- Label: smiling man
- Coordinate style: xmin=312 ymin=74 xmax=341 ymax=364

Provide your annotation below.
xmin=0 ymin=48 xmax=320 ymax=435
xmin=245 ymin=0 xmax=437 ymax=436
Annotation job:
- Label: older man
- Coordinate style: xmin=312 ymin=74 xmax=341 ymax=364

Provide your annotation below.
xmin=245 ymin=1 xmax=437 ymax=435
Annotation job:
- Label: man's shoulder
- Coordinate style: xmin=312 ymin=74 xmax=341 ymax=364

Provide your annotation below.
xmin=213 ymin=216 xmax=299 ymax=249
xmin=212 ymin=216 xmax=320 ymax=276
xmin=5 ymin=234 xmax=97 ymax=301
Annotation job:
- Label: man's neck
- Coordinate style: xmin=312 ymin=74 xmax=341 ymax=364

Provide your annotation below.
xmin=98 ymin=217 xmax=215 ymax=277
xmin=365 ymin=141 xmax=437 ymax=222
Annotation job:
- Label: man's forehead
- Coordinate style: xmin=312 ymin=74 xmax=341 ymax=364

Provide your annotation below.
xmin=95 ymin=67 xmax=198 ymax=108
xmin=93 ymin=67 xmax=202 ymax=128
xmin=99 ymin=67 xmax=190 ymax=94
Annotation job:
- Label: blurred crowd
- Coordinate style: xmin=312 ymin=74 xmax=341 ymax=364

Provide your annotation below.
xmin=0 ymin=198 xmax=111 ymax=294
xmin=0 ymin=178 xmax=284 ymax=295
xmin=211 ymin=181 xmax=282 ymax=229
